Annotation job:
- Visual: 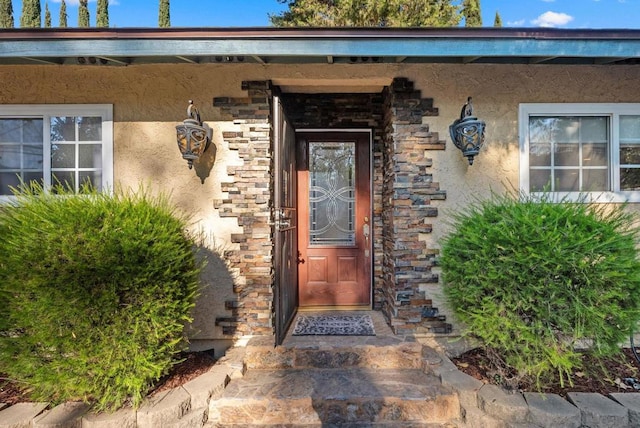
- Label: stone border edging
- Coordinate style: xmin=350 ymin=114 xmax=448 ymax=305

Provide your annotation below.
xmin=433 ymin=352 xmax=640 ymax=427
xmin=0 ymin=347 xmax=246 ymax=428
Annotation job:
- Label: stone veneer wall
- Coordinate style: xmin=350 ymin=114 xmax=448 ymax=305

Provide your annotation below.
xmin=212 ymin=81 xmax=274 ymax=337
xmin=382 ymin=78 xmax=452 ymax=335
xmin=210 ymin=78 xmax=452 ymax=338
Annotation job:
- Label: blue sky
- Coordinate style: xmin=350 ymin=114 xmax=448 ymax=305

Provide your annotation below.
xmin=13 ymin=0 xmax=640 ymax=29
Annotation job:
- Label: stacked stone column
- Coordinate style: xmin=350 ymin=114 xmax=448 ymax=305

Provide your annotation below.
xmin=382 ymin=78 xmax=451 ymax=335
xmin=213 ymin=81 xmax=273 ymax=337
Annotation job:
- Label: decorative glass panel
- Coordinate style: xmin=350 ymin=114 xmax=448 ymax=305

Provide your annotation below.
xmin=309 ymin=142 xmax=355 ymax=246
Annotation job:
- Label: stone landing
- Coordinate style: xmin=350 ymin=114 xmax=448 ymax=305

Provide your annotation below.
xmin=208 ymin=324 xmax=461 ymax=427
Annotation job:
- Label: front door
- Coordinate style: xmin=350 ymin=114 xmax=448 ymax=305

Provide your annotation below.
xmin=297 ymin=132 xmax=371 ymax=307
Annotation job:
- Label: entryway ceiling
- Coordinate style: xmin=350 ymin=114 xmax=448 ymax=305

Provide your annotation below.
xmin=271 ymin=78 xmax=392 ymax=94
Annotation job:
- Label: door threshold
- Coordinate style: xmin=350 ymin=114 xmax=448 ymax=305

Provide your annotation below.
xmin=298 ymin=305 xmax=372 ymax=312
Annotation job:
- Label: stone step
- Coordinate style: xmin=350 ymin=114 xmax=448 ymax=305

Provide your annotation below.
xmin=244 ymin=336 xmax=428 ymax=370
xmin=208 ymin=368 xmax=460 ymax=426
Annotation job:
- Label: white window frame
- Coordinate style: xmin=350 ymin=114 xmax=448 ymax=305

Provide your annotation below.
xmin=520 ymin=103 xmax=640 ymax=203
xmin=0 ymin=104 xmax=113 ymax=201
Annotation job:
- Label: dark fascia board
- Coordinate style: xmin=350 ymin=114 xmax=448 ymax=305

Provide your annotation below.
xmin=0 ymin=27 xmax=639 ymax=64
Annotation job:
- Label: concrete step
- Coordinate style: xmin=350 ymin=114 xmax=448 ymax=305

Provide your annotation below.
xmin=208 ymin=368 xmax=460 ymax=426
xmin=244 ymin=336 xmax=428 ymax=370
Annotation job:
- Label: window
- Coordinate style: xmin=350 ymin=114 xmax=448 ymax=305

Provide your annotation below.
xmin=520 ymin=104 xmax=640 ymax=202
xmin=0 ymin=105 xmax=113 ymax=198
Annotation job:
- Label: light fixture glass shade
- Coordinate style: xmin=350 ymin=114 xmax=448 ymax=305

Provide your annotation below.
xmin=449 ymin=97 xmax=486 ymax=165
xmin=175 ymin=101 xmax=211 ymax=169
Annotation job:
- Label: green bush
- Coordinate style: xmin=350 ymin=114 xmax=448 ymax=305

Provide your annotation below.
xmin=441 ymin=193 xmax=640 ymax=387
xmin=0 ymin=184 xmax=201 ymax=411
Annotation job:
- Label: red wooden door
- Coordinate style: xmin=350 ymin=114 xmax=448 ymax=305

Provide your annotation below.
xmin=297 ymin=132 xmax=371 ymax=307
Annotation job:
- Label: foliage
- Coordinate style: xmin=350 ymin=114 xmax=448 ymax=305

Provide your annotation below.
xmin=159 ymin=0 xmax=170 ymax=27
xmin=59 ymin=0 xmax=67 ymax=27
xmin=0 ymin=184 xmax=202 ymax=411
xmin=462 ymin=0 xmax=481 ymax=27
xmin=0 ymin=0 xmax=14 ymax=28
xmin=271 ymin=0 xmax=461 ymax=27
xmin=44 ymin=3 xmax=51 ymax=28
xmin=19 ymin=0 xmax=41 ymax=28
xmin=78 ymin=0 xmax=89 ymax=27
xmin=493 ymin=11 xmax=502 ymax=27
xmin=97 ymin=0 xmax=109 ymax=27
xmin=441 ymin=193 xmax=640 ymax=388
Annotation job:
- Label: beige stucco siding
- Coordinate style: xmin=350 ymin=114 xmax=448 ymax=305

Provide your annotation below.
xmin=2 ymin=63 xmax=638 ymax=344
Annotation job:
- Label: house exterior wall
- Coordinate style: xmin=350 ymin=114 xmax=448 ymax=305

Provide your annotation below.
xmin=1 ymin=63 xmax=638 ymax=349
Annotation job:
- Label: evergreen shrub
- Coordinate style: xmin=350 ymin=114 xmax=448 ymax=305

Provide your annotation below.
xmin=441 ymin=193 xmax=640 ymax=387
xmin=0 ymin=184 xmax=201 ymax=410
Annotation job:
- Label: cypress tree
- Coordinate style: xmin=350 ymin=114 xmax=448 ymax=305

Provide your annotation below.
xmin=494 ymin=11 xmax=502 ymax=27
xmin=20 ymin=0 xmax=42 ymax=28
xmin=78 ymin=0 xmax=89 ymax=27
xmin=463 ymin=0 xmax=482 ymax=27
xmin=44 ymin=2 xmax=51 ymax=28
xmin=97 ymin=0 xmax=108 ymax=27
xmin=159 ymin=0 xmax=170 ymax=28
xmin=59 ymin=0 xmax=67 ymax=27
xmin=0 ymin=0 xmax=14 ymax=28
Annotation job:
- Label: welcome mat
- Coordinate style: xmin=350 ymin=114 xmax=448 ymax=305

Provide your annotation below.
xmin=292 ymin=314 xmax=376 ymax=336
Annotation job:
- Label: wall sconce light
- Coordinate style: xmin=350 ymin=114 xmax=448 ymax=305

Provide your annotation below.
xmin=176 ymin=100 xmax=212 ymax=169
xmin=449 ymin=97 xmax=486 ymax=165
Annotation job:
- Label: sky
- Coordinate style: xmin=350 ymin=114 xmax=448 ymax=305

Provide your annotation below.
xmin=11 ymin=0 xmax=640 ymax=29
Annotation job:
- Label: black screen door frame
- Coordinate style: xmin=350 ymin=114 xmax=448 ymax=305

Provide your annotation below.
xmin=273 ymin=95 xmax=298 ymax=345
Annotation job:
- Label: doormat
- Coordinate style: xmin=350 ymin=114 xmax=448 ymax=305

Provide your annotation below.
xmin=292 ymin=314 xmax=375 ymax=336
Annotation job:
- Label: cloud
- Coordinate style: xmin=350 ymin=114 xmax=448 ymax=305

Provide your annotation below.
xmin=507 ymin=19 xmax=526 ymax=26
xmin=531 ymin=11 xmax=574 ymax=27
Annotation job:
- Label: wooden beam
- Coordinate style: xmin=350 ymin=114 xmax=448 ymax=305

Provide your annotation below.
xmin=176 ymin=55 xmax=198 ymax=64
xmin=98 ymin=56 xmax=129 ymax=65
xmin=529 ymin=56 xmax=558 ymax=64
xmin=594 ymin=57 xmax=629 ymax=65
xmin=462 ymin=56 xmax=481 ymax=63
xmin=22 ymin=57 xmax=61 ymax=65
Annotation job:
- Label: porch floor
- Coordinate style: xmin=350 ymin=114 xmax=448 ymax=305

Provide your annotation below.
xmin=281 ymin=309 xmax=401 ymax=347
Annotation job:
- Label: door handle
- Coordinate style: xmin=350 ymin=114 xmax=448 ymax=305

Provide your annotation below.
xmin=363 ymin=220 xmax=370 ymax=257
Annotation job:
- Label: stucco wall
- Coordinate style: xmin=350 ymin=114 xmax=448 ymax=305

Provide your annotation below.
xmin=2 ymin=62 xmax=638 ymax=346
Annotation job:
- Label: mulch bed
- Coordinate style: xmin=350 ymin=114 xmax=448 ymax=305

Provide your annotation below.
xmin=0 ymin=351 xmax=217 ymax=406
xmin=452 ymin=347 xmax=640 ymax=397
